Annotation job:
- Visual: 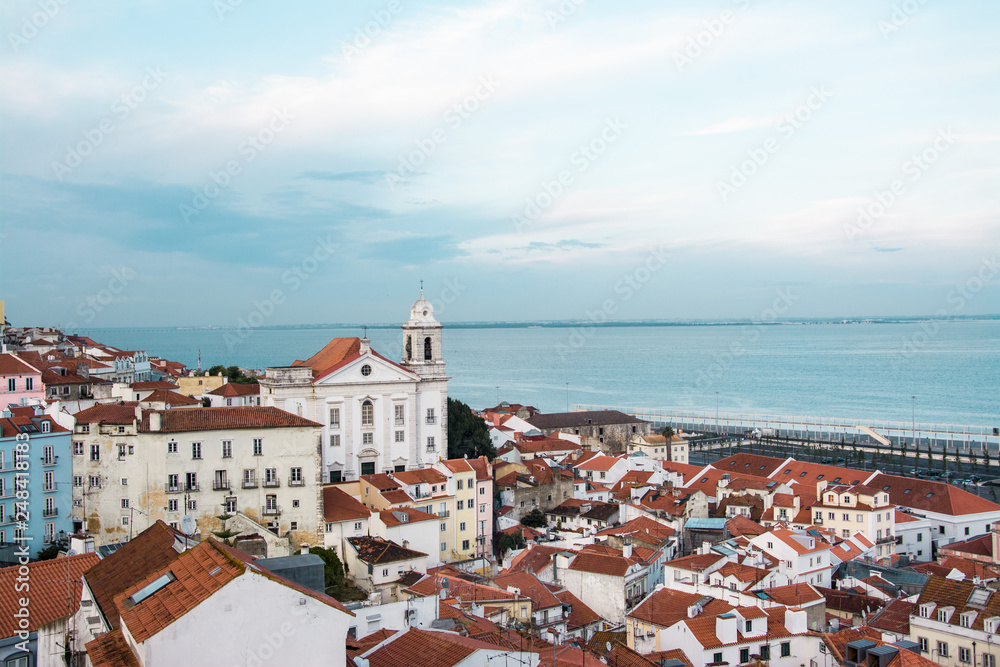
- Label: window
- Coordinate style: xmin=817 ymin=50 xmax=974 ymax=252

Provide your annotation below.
xmin=121 ymin=498 xmax=130 ymax=509
xmin=457 ymin=500 xmax=464 ymax=510
xmin=740 ymin=649 xmax=749 ymax=663
xmin=938 ymin=642 xmax=948 ymax=658
xmin=713 ymin=653 xmax=722 ymax=664
xmin=121 ymin=477 xmax=128 ymax=486
xmin=290 ymin=467 xmax=303 ymax=485
xmin=745 ymin=620 xmax=753 ymax=633
xmin=827 ymin=512 xmax=835 ymax=520
xmin=122 ymin=516 xmax=129 ymax=526
xmin=222 ymin=440 xmax=232 ymax=458
xmin=441 ymin=523 xmax=446 ymax=532
xmin=243 ymin=469 xmax=256 ymax=487
xmin=480 ymin=487 xmax=485 ymax=495
xmin=918 ymin=638 xmax=927 ymax=652
xmin=89 ymin=475 xmax=101 ymax=488
xmin=441 ymin=542 xmax=447 ymax=552
xmin=290 ymin=521 xmax=298 ymax=531
xmin=118 ymin=426 xmax=125 ymax=433
xmin=394 ymin=405 xmax=404 ymax=425
xmin=480 ymin=504 xmax=487 ymax=512
xmin=330 ymin=470 xmax=342 ymax=483
xmin=225 ymin=497 xmax=237 ymax=514
xmin=168 ymin=441 xmax=178 ymax=453
xmin=185 ymin=472 xmax=197 ymax=491
xmin=959 ymin=648 xmax=971 ymax=663
xmin=965 ymin=526 xmax=971 ymax=535
xmin=759 ymin=645 xmax=770 ymax=660
xmin=459 ymin=522 xmax=467 ymax=532
xmin=842 ymin=513 xmax=849 ymax=521
xmin=427 ymin=436 xmax=435 ymax=449
xmin=462 ymin=539 xmax=470 ymax=550
xmin=168 ymin=499 xmax=178 ymax=511
xmin=781 ymin=642 xmax=790 ymax=658
xmin=983 ymin=655 xmax=995 ymax=667
xmin=457 ymin=479 xmax=464 ymax=490
xmin=426 ymin=408 xmax=436 ymax=424
xmin=253 ymin=438 xmax=263 ymax=456
xmin=6 ymin=378 xmax=14 ymax=391
xmin=354 ymin=521 xmax=363 ymax=530
xmin=329 ymin=408 xmax=340 ymax=428
xmin=192 ymin=442 xmax=202 ymax=459
xmin=73 ymin=441 xmax=83 ymax=455
xmin=362 ymin=432 xmax=374 ymax=445
xmin=331 ymin=434 xmax=341 ymax=447
xmin=73 ymin=475 xmax=83 ymax=487
xmin=188 ymin=499 xmax=197 ymax=511
xmin=395 ymin=430 xmax=404 ymax=443
xmin=265 ymin=468 xmax=278 ymax=485
xmin=90 ymin=444 xmax=100 ymax=461
xmin=362 ymin=400 xmax=374 ymax=427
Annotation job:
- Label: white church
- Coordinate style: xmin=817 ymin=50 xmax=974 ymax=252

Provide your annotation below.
xmin=259 ymin=291 xmax=449 ymax=482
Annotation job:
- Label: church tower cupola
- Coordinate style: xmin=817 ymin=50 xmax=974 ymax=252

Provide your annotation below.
xmin=401 ymin=285 xmax=445 ymax=378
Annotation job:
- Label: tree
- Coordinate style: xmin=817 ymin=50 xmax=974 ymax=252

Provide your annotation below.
xmin=498 ymin=530 xmax=526 ymax=556
xmin=521 ymin=509 xmax=547 ymax=528
xmin=447 ymin=397 xmax=496 ymax=460
xmin=36 ymin=538 xmax=68 ymax=561
xmin=207 ymin=364 xmax=258 ymax=384
xmin=309 ymin=546 xmax=346 ymax=594
xmin=662 ymin=425 xmax=676 ymax=440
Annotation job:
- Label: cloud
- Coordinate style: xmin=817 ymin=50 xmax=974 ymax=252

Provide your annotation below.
xmin=295 ymin=170 xmax=386 ymax=184
xmin=524 ymin=239 xmax=605 ymax=252
xmin=873 ymin=247 xmax=904 ymax=253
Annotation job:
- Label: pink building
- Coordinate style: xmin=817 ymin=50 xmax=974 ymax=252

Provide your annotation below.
xmin=469 ymin=456 xmax=495 ymax=559
xmin=0 ymin=353 xmax=44 ymax=408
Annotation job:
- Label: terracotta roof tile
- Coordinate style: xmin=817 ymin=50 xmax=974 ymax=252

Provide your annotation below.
xmin=140 ymin=388 xmax=201 ymax=406
xmin=85 ymin=629 xmax=140 ymax=667
xmin=323 ymin=485 xmax=371 ymax=522
xmin=348 ymin=536 xmax=427 ymax=564
xmin=139 ymin=406 xmax=320 ymax=432
xmin=0 ymin=553 xmax=101 ymax=637
xmin=206 ymin=382 xmax=261 ymax=397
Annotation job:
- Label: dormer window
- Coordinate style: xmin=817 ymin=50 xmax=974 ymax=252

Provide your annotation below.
xmin=960 ymin=611 xmax=977 ymax=628
xmin=919 ymin=603 xmax=936 ymax=618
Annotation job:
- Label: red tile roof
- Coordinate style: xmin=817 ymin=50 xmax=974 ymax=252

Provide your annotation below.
xmin=323 ymin=485 xmax=371 ymax=522
xmin=664 ymin=552 xmax=726 ymax=572
xmin=440 ymin=458 xmax=474 ymax=473
xmin=568 ymin=552 xmax=635 ymax=577
xmin=292 ymin=337 xmax=415 ymax=383
xmin=870 ymin=598 xmax=916 ymax=635
xmin=392 ymin=468 xmax=448 ymax=486
xmin=628 ymin=588 xmax=733 ymax=627
xmin=0 ymin=352 xmax=41 ymax=375
xmin=140 ymin=388 xmax=201 ymax=406
xmin=348 ymin=536 xmax=427 ymax=563
xmin=139 ymin=406 xmax=321 ymax=432
xmin=554 ymin=588 xmax=601 ymax=630
xmin=0 ymin=553 xmax=101 ymax=637
xmin=206 ymin=382 xmax=260 ymax=397
xmin=85 ymin=629 xmax=141 ymax=667
xmin=507 ymin=545 xmax=564 ymax=575
xmin=761 ymin=583 xmax=824 ymax=606
xmin=575 ymin=455 xmax=622 ymax=471
xmin=83 ymin=520 xmax=187 ymax=630
xmin=493 ymin=571 xmax=562 ymax=609
xmin=379 ymin=507 xmax=439 ymax=527
xmin=129 ymin=381 xmax=179 ymax=391
xmin=360 ymin=628 xmax=507 ymax=667
xmin=726 ymin=515 xmax=767 ymax=537
xmin=74 ymin=402 xmax=140 ymax=425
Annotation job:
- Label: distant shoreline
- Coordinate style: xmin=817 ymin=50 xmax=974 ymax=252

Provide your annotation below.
xmin=70 ymin=314 xmax=1000 ymax=333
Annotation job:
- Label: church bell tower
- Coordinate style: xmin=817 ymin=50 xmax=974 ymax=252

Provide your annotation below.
xmin=401 ymin=287 xmax=446 ymax=379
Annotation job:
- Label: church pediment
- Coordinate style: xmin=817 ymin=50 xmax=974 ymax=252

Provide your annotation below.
xmin=314 ymin=352 xmax=419 ymax=385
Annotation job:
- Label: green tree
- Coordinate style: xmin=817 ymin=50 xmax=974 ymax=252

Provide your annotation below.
xmin=662 ymin=425 xmax=676 ymax=440
xmin=498 ymin=530 xmax=526 ymax=555
xmin=309 ymin=546 xmax=346 ymax=593
xmin=35 ymin=538 xmax=68 ymax=561
xmin=521 ymin=509 xmax=547 ymax=528
xmin=447 ymin=397 xmax=496 ymax=460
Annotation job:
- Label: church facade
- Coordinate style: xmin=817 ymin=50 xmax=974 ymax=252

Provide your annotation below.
xmin=259 ymin=292 xmax=449 ymax=482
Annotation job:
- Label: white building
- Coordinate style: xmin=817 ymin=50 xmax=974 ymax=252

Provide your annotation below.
xmin=84 ymin=538 xmax=355 ymax=667
xmin=749 ymin=528 xmax=834 ymax=588
xmin=260 ymin=292 xmax=449 ymax=483
xmin=70 ymin=403 xmax=324 ymax=548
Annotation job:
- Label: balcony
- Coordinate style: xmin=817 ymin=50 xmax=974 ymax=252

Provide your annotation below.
xmin=877 ymin=535 xmax=894 ymax=545
xmin=242 ymin=480 xmax=258 ymax=489
xmin=186 ymin=483 xmax=200 ymax=492
xmin=288 ymin=478 xmax=305 ymax=487
xmin=166 ymin=485 xmax=181 ymax=494
xmin=425 ymin=416 xmax=437 ymax=425
xmin=213 ymin=480 xmax=231 ymax=491
xmin=262 ymin=505 xmax=280 ymax=516
xmin=263 ymin=479 xmax=280 ymax=488
xmin=42 ymin=484 xmax=56 ymax=493
xmin=813 ymin=517 xmax=823 ymax=525
xmin=43 ymin=508 xmax=59 ymax=518
xmin=41 ymin=456 xmax=59 ymax=467
xmin=437 ymin=510 xmax=450 ymax=518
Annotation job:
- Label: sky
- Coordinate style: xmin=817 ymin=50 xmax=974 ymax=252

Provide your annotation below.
xmin=1 ymin=0 xmax=998 ymax=328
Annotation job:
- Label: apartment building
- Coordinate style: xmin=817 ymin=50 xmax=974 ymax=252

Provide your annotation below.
xmin=812 ymin=480 xmax=896 ymax=559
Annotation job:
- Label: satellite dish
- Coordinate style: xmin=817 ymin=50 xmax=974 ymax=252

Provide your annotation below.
xmin=180 ymin=515 xmax=197 ymax=535
xmin=606 ymin=642 xmax=612 ymax=653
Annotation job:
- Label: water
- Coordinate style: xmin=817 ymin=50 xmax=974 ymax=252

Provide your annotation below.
xmin=75 ymin=320 xmax=999 ymax=426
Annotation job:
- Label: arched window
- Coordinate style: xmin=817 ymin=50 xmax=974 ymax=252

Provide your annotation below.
xmin=361 ymin=400 xmax=373 ymax=427
xmin=424 ymin=337 xmax=432 ymax=361
xmin=405 ymin=335 xmax=412 ymax=360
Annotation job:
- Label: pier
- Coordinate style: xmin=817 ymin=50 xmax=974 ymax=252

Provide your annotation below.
xmin=575 ymin=405 xmax=1000 ymax=454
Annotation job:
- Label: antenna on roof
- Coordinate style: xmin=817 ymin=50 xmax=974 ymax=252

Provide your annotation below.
xmin=180 ymin=515 xmax=196 ymax=536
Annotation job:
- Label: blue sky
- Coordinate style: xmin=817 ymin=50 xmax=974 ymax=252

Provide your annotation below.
xmin=1 ymin=0 xmax=998 ymax=328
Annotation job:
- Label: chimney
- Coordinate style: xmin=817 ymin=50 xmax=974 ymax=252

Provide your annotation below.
xmin=702 ymin=540 xmax=712 ymax=555
xmin=149 ymin=412 xmax=161 ymax=432
xmin=76 ymin=361 xmax=89 ymax=379
xmin=715 ymin=614 xmax=737 ymax=645
xmin=359 ymin=337 xmax=370 ymax=354
xmin=300 ymin=543 xmax=310 ymax=555
xmin=623 ymin=540 xmax=633 ymax=559
xmin=687 ymin=604 xmax=701 ymax=618
xmin=785 ymin=607 xmax=807 ymax=635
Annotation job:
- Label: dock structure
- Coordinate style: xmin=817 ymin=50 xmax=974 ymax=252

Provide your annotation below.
xmin=574 ymin=404 xmax=1000 ymax=454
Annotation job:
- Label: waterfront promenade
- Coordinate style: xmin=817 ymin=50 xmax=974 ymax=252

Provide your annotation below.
xmin=577 ymin=404 xmax=1000 ymax=454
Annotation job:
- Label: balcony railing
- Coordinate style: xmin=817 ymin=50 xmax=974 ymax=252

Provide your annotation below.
xmin=262 ymin=505 xmax=280 ymax=516
xmin=213 ymin=480 xmax=231 ymax=491
xmin=425 ymin=416 xmax=437 ymax=424
xmin=242 ymin=480 xmax=258 ymax=489
xmin=42 ymin=484 xmax=56 ymax=493
xmin=813 ymin=517 xmax=823 ymax=525
xmin=166 ymin=484 xmax=181 ymax=493
xmin=43 ymin=508 xmax=59 ymax=518
xmin=42 ymin=456 xmax=59 ymax=467
xmin=437 ymin=510 xmax=450 ymax=518
xmin=877 ymin=535 xmax=894 ymax=545
xmin=263 ymin=479 xmax=280 ymax=488
xmin=186 ymin=483 xmax=200 ymax=492
xmin=288 ymin=478 xmax=305 ymax=487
